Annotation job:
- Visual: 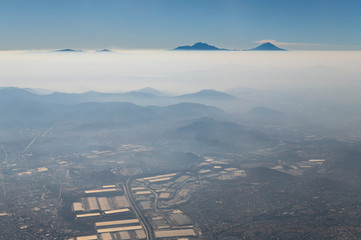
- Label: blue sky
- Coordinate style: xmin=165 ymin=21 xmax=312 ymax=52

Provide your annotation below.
xmin=1 ymin=0 xmax=361 ymax=50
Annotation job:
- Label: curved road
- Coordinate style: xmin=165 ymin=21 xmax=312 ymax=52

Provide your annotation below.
xmin=124 ymin=177 xmax=155 ymax=240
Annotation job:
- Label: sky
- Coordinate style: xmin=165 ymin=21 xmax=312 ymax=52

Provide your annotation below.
xmin=1 ymin=0 xmax=361 ymax=50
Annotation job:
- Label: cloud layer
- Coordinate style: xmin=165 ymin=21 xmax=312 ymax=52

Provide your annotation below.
xmin=0 ymin=50 xmax=360 ymax=94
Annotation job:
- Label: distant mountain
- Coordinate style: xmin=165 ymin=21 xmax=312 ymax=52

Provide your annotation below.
xmin=0 ymin=88 xmax=53 ymax=124
xmin=173 ymin=42 xmax=229 ymax=51
xmin=0 ymin=87 xmax=39 ymax=103
xmin=54 ymin=49 xmax=84 ymax=52
xmin=42 ymin=90 xmax=155 ymax=105
xmin=0 ymin=87 xmax=241 ymax=109
xmin=24 ymin=88 xmax=54 ymax=95
xmin=177 ymin=89 xmax=236 ymax=100
xmin=248 ymin=42 xmax=286 ymax=51
xmin=0 ymin=87 xmax=227 ymax=127
xmin=137 ymin=87 xmax=167 ymax=97
xmin=66 ymin=102 xmax=160 ymax=126
xmin=43 ymin=91 xmax=83 ymax=104
xmin=121 ymin=91 xmax=156 ymax=98
xmin=155 ymin=103 xmax=224 ymax=119
xmin=96 ymin=49 xmax=112 ymax=52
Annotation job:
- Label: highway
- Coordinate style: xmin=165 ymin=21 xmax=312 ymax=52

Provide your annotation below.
xmin=123 ymin=177 xmax=155 ymax=240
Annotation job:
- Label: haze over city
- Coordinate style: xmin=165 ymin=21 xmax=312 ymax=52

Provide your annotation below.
xmin=1 ymin=1 xmax=361 ymax=240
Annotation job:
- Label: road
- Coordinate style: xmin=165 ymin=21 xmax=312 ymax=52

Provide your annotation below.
xmin=123 ymin=177 xmax=155 ymax=240
xmin=137 ymin=181 xmax=160 ymax=213
xmin=6 ymin=125 xmax=54 ymax=166
xmin=149 ymin=188 xmax=160 ymax=213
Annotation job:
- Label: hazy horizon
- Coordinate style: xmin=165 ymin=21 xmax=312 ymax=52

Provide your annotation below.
xmin=1 ymin=50 xmax=360 ymax=95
